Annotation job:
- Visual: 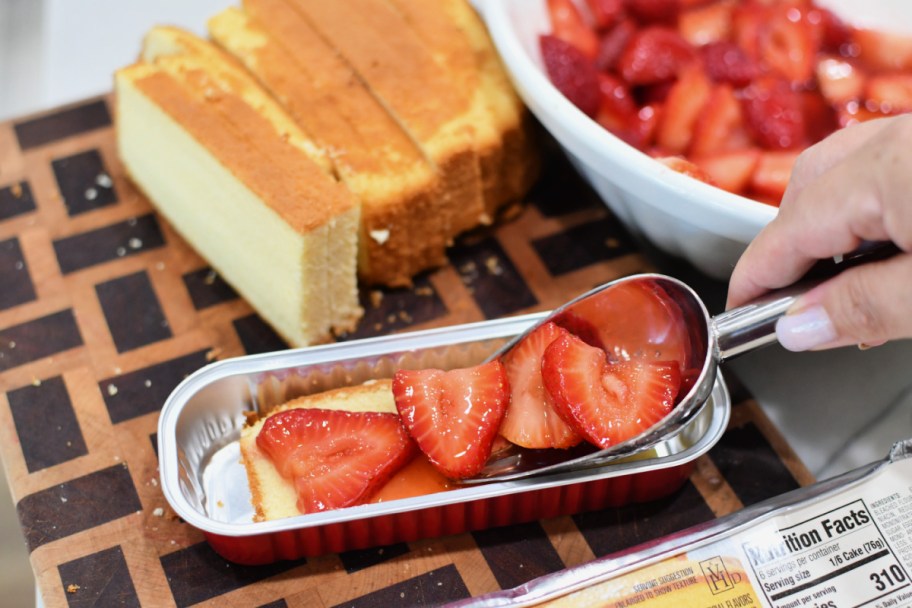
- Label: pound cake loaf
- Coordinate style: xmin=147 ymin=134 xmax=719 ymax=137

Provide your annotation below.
xmin=387 ymin=0 xmax=539 ymax=216
xmin=209 ymin=4 xmax=448 ymax=286
xmin=284 ymin=0 xmax=487 ymax=239
xmin=116 ymin=1 xmax=540 ymax=345
xmin=116 ymin=27 xmax=362 ymax=347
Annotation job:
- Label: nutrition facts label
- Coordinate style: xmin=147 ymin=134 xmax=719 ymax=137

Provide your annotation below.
xmin=742 ymin=499 xmax=911 ymax=608
xmin=535 ymin=456 xmax=912 ymax=608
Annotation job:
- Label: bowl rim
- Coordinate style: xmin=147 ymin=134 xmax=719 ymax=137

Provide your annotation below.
xmin=477 ymin=0 xmax=779 ymax=238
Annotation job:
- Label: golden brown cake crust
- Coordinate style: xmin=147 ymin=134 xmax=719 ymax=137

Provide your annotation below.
xmin=213 ymin=2 xmax=448 ymax=286
xmin=129 ymin=67 xmax=355 ymax=234
xmin=282 ymin=0 xmax=486 ymax=240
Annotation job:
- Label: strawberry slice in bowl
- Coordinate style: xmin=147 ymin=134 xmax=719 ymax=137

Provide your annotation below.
xmin=500 ymin=321 xmax=583 ymax=450
xmin=542 ymin=332 xmax=682 ymax=449
xmin=393 ymin=360 xmax=511 ymax=479
xmin=256 ymin=408 xmax=416 ymax=515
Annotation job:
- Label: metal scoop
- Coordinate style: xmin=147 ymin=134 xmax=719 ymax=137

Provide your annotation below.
xmin=463 ymin=243 xmax=899 ymax=484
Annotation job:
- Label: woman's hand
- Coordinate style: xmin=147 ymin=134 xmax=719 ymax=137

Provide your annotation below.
xmin=726 ymin=114 xmax=912 ymax=351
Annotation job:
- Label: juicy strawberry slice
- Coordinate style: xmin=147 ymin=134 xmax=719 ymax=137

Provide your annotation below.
xmin=548 ymin=0 xmax=600 ymax=59
xmin=585 ymin=0 xmax=624 ymax=30
xmin=556 ymin=279 xmax=692 ymax=369
xmin=816 ymin=7 xmax=852 ymax=53
xmin=693 ymin=148 xmax=761 ymax=195
xmin=500 ymin=322 xmax=583 ymax=449
xmin=656 ymin=62 xmax=712 ymax=154
xmin=815 ymin=56 xmax=865 ymax=106
xmin=689 ymin=83 xmax=751 ymax=156
xmin=540 ymin=34 xmax=601 ymax=117
xmin=625 ymin=0 xmax=681 ymax=25
xmin=541 ymin=333 xmax=681 ymax=449
xmin=596 ymin=18 xmax=637 ymax=72
xmin=853 ymin=28 xmax=912 ymax=73
xmin=801 ymin=91 xmax=839 ymax=143
xmin=595 ymin=73 xmax=656 ymax=149
xmin=758 ymin=5 xmax=820 ymax=84
xmin=865 ymin=74 xmax=912 ymax=113
xmin=700 ymin=41 xmax=758 ymax=88
xmin=257 ymin=408 xmax=416 ymax=514
xmin=750 ymin=150 xmax=800 ymax=202
xmin=835 ymin=100 xmax=895 ymax=128
xmin=393 ymin=360 xmax=510 ymax=479
xmin=731 ymin=3 xmax=768 ymax=59
xmin=656 ymin=155 xmax=716 ymax=185
xmin=678 ymin=0 xmax=735 ymax=47
xmin=618 ymin=26 xmax=697 ymax=85
xmin=741 ymin=76 xmax=806 ymax=150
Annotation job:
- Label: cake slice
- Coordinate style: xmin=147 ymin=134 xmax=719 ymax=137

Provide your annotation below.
xmin=437 ymin=0 xmax=541 ymax=210
xmin=241 ymin=380 xmax=398 ymax=521
xmin=116 ymin=28 xmax=362 ymax=347
xmin=280 ymin=0 xmax=487 ymax=239
xmin=386 ymin=0 xmax=539 ymax=217
xmin=209 ymin=5 xmax=447 ymax=286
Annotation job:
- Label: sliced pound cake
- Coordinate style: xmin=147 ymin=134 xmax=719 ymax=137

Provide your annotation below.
xmin=209 ymin=5 xmax=447 ymax=286
xmin=116 ymin=28 xmax=362 ymax=347
xmin=240 ymin=379 xmax=397 ymax=522
xmin=386 ymin=0 xmax=539 ymax=217
xmin=282 ymin=0 xmax=487 ymax=240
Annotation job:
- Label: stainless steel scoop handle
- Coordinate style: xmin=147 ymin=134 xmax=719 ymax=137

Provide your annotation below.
xmin=712 ymin=286 xmax=802 ymax=361
xmin=713 ymin=240 xmax=901 ymax=362
xmin=463 ymin=241 xmax=901 ymax=484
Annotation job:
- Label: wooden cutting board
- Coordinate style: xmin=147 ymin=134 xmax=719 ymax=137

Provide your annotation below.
xmin=0 ymin=96 xmax=813 ymax=607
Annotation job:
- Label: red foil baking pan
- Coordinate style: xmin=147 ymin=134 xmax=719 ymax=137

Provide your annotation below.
xmin=158 ymin=313 xmax=730 ymax=565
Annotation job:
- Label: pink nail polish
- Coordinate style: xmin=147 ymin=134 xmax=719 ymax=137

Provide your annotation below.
xmin=775 ymin=306 xmax=838 ymax=352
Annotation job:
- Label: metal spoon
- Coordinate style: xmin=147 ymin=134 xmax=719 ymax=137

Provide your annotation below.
xmin=462 ymin=243 xmax=899 ymax=484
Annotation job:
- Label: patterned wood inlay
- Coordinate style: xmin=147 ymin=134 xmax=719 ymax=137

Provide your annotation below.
xmin=0 ymin=97 xmax=813 ymax=607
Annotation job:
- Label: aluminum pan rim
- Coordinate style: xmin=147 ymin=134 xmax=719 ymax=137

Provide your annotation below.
xmin=158 ymin=314 xmax=730 ymax=538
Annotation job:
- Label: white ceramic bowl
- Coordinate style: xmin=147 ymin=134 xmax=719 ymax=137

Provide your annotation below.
xmin=475 ymin=0 xmax=906 ymax=279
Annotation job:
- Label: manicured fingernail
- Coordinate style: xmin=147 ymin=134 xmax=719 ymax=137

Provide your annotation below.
xmin=858 ymin=340 xmax=887 ymax=351
xmin=775 ymin=306 xmax=838 ymax=352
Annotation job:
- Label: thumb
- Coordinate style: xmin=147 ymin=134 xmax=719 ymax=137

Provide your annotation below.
xmin=775 ymin=254 xmax=912 ymax=351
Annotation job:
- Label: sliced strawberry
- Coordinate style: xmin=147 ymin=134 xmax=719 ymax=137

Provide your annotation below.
xmin=556 ymin=278 xmax=692 ymax=368
xmin=689 ymin=83 xmax=751 ymax=156
xmin=853 ymin=28 xmax=912 ymax=73
xmin=500 ymin=322 xmax=583 ymax=449
xmin=393 ymin=360 xmax=510 ymax=479
xmin=801 ymin=91 xmax=839 ymax=143
xmin=700 ymin=41 xmax=758 ymax=88
xmin=692 ymin=148 xmax=761 ymax=194
xmin=750 ymin=149 xmax=800 ymax=202
xmin=656 ymin=155 xmax=716 ymax=185
xmin=618 ymin=26 xmax=697 ymax=85
xmin=257 ymin=408 xmax=416 ymax=514
xmin=637 ymin=80 xmax=675 ymax=105
xmin=585 ymin=0 xmax=624 ymax=30
xmin=541 ymin=333 xmax=681 ymax=449
xmin=596 ymin=18 xmax=637 ymax=72
xmin=595 ymin=73 xmax=656 ymax=149
xmin=625 ymin=0 xmax=681 ymax=25
xmin=741 ymin=76 xmax=806 ymax=150
xmin=816 ymin=7 xmax=852 ymax=54
xmin=731 ymin=3 xmax=768 ymax=60
xmin=835 ymin=100 xmax=896 ymax=128
xmin=656 ymin=61 xmax=712 ymax=154
xmin=865 ymin=74 xmax=912 ymax=114
xmin=678 ymin=0 xmax=735 ymax=47
xmin=548 ymin=0 xmax=600 ymax=59
xmin=815 ymin=55 xmax=865 ymax=106
xmin=540 ymin=34 xmax=602 ymax=117
xmin=758 ymin=5 xmax=820 ymax=84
